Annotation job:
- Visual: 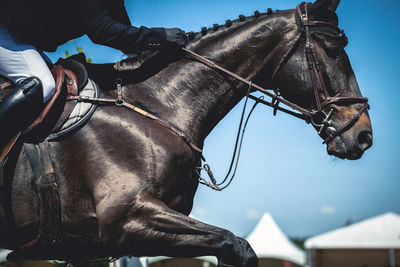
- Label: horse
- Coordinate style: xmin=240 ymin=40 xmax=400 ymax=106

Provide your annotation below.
xmin=0 ymin=0 xmax=372 ymax=266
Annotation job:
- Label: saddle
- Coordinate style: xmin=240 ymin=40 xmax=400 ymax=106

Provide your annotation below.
xmin=0 ymin=54 xmax=98 ymax=165
xmin=0 ymin=55 xmax=100 ymax=260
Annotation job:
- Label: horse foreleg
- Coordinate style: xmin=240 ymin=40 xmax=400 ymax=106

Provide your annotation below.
xmin=97 ymin=195 xmax=258 ymax=267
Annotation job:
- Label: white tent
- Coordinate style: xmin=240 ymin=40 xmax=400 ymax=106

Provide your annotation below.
xmin=305 ymin=212 xmax=400 ymax=267
xmin=246 ymin=213 xmax=306 ymax=266
xmin=305 ymin=212 xmax=400 ymax=249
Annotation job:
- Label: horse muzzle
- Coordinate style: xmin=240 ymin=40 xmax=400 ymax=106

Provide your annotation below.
xmin=324 ymin=111 xmax=373 ymax=160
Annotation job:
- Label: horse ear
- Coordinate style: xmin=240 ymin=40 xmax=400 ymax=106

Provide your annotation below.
xmin=310 ymin=0 xmax=340 ymax=14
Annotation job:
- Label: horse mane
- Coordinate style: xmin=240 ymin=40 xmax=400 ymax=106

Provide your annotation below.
xmin=118 ymin=8 xmax=277 ymax=72
xmin=186 ymin=8 xmax=275 ymax=43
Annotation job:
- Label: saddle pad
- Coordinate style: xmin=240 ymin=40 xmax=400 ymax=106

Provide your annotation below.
xmin=46 ymin=76 xmax=99 ymax=141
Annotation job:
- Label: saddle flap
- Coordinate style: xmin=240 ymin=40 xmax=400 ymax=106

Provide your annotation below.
xmin=25 ymin=66 xmax=65 ymax=133
xmin=23 ymin=64 xmax=80 ymax=141
xmin=51 ymin=69 xmax=78 ymax=132
xmin=23 ymin=65 xmax=98 ymax=143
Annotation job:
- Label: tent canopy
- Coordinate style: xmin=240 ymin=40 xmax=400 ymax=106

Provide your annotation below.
xmin=246 ymin=213 xmax=306 ymax=265
xmin=305 ymin=212 xmax=400 ymax=249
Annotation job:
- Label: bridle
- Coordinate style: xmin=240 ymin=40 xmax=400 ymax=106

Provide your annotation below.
xmin=183 ymin=2 xmax=370 ymax=145
xmin=282 ymin=2 xmax=369 ymax=144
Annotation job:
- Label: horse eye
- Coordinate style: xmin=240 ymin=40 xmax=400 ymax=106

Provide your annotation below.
xmin=326 ymin=47 xmax=342 ymax=59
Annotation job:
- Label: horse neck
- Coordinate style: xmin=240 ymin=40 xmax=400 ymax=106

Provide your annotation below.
xmin=126 ymin=10 xmax=295 ymax=146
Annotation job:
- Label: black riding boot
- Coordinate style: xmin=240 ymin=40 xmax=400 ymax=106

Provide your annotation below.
xmin=0 ymin=77 xmax=44 ymax=154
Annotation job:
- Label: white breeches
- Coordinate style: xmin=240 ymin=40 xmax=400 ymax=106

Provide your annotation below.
xmin=0 ymin=25 xmax=55 ymax=103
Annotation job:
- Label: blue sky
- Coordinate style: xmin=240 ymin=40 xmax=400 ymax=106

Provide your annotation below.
xmin=47 ymin=0 xmax=400 ymax=238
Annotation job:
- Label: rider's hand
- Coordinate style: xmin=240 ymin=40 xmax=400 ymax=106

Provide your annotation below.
xmin=164 ymin=28 xmax=187 ymax=48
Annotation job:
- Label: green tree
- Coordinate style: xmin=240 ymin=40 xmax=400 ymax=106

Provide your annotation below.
xmin=64 ymin=46 xmax=92 ymax=63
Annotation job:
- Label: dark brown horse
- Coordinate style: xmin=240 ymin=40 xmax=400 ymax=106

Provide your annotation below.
xmin=0 ymin=0 xmax=372 ymax=266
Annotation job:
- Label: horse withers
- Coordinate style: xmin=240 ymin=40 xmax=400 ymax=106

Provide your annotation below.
xmin=0 ymin=0 xmax=372 ymax=266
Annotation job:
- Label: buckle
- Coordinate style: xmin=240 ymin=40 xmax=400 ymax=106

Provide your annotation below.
xmin=115 ymin=78 xmax=123 ymax=106
xmin=311 ymin=109 xmax=335 ymax=135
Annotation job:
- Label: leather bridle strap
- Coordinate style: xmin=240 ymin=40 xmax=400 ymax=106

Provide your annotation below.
xmin=182 ymin=47 xmax=314 ymax=119
xmin=120 ymin=100 xmax=203 ymax=153
xmin=323 ymin=102 xmax=369 ymax=144
xmin=67 ymin=79 xmax=203 ymax=154
xmin=271 ymin=32 xmax=302 ymax=80
xmin=295 ymin=2 xmax=369 ymax=143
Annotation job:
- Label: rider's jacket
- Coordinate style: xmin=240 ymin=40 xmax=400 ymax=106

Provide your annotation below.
xmin=0 ymin=0 xmax=166 ymax=53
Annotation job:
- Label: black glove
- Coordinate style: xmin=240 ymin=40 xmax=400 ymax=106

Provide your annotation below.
xmin=164 ymin=28 xmax=187 ymax=47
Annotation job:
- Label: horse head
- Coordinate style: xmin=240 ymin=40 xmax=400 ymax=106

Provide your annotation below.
xmin=262 ymin=0 xmax=372 ymax=160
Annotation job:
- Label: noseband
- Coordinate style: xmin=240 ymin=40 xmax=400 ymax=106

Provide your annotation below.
xmin=183 ymin=2 xmax=369 ymax=145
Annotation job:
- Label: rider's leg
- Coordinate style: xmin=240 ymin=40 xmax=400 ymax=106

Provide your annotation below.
xmin=0 ymin=25 xmax=55 ymax=102
xmin=0 ymin=25 xmax=55 ymax=153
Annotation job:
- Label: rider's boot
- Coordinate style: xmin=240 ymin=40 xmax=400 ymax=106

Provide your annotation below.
xmin=0 ymin=77 xmax=44 ymax=165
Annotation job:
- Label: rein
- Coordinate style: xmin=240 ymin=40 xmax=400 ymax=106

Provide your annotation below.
xmin=182 ymin=2 xmax=370 ymax=191
xmin=183 ymin=47 xmax=315 ymax=119
xmin=183 ymin=2 xmax=369 ymax=145
xmin=69 ymin=2 xmax=370 ymax=192
xmin=197 ymin=83 xmax=264 ymax=191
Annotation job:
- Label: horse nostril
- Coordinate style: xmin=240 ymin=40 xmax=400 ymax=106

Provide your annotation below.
xmin=357 ymin=130 xmax=373 ymax=150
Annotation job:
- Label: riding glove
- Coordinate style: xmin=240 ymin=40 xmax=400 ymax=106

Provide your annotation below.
xmin=164 ymin=28 xmax=187 ymax=47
